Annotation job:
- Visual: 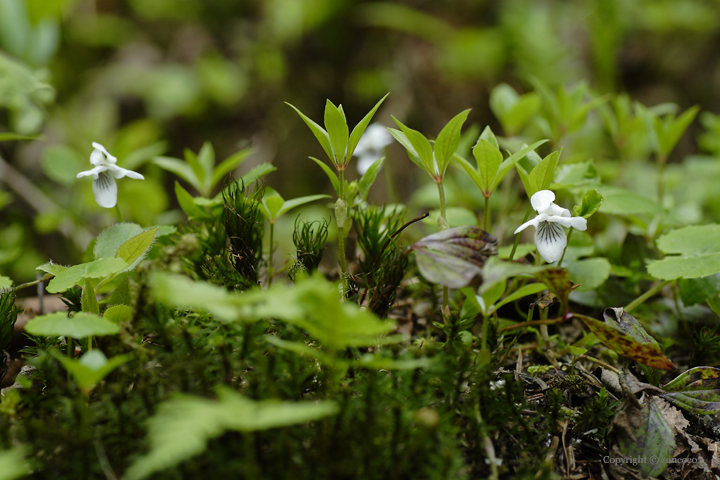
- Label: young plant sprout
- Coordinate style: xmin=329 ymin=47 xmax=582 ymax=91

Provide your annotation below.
xmin=354 ymin=123 xmax=393 ymax=175
xmin=514 ymin=190 xmax=587 ymax=263
xmin=76 ymin=142 xmax=144 ymax=209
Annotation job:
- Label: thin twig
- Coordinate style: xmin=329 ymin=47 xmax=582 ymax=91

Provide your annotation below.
xmin=498 ymin=317 xmax=564 ymax=332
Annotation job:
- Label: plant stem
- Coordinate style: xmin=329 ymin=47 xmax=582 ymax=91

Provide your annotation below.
xmin=508 ymin=208 xmax=533 ymax=262
xmin=337 ymin=169 xmax=348 ymax=275
xmin=114 ymin=205 xmax=124 ymax=222
xmin=556 ymin=228 xmax=573 ymax=268
xmin=624 ymin=279 xmax=672 ymax=313
xmin=436 ymin=180 xmax=449 ymax=310
xmin=10 ymin=274 xmax=53 ymax=292
xmin=657 ymin=153 xmax=667 ymax=205
xmin=267 ymin=223 xmax=275 ymax=287
xmin=483 ymin=196 xmax=491 ymax=232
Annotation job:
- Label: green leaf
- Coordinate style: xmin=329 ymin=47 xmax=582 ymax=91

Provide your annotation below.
xmin=479 ymin=125 xmax=499 ymax=149
xmin=648 ymin=224 xmax=720 ymax=280
xmin=387 ymin=128 xmax=424 ymax=170
xmin=0 ymin=447 xmax=31 ymax=480
xmin=679 ymin=274 xmax=720 ymax=306
xmin=479 ymin=256 xmax=549 ymax=294
xmin=528 ymin=150 xmax=559 ymax=194
xmin=658 ymin=105 xmax=699 ymax=156
xmin=358 ymin=156 xmax=384 ymax=200
xmin=183 ymin=149 xmax=205 ymax=192
xmin=411 ymin=227 xmax=497 ymax=288
xmin=614 ymin=397 xmax=675 ymax=478
xmin=434 ymin=109 xmax=470 ymax=176
xmin=286 ymin=102 xmax=334 ymax=164
xmin=568 ymin=346 xmax=587 ymax=356
xmin=598 ymin=187 xmax=662 ymax=215
xmin=81 ymin=278 xmax=99 ymax=315
xmin=94 ymin=223 xmax=144 ymax=259
xmin=0 ymin=276 xmax=12 ymax=288
xmin=661 ymin=366 xmax=720 ymax=415
xmin=261 ymin=194 xmax=285 ymax=222
xmin=124 ymin=386 xmax=338 ymax=480
xmin=239 ymin=162 xmax=276 ymax=185
xmin=104 ymin=305 xmax=133 ymax=325
xmin=52 ymin=350 xmax=131 ymax=394
xmin=345 ymin=93 xmax=389 ymax=164
xmin=493 ymin=283 xmax=547 ymax=312
xmin=196 ymin=142 xmax=215 ymax=192
xmin=573 ymin=312 xmax=675 ymax=370
xmin=153 ymin=156 xmax=201 ymax=192
xmin=115 ymin=228 xmax=158 ymax=270
xmin=105 ymin=274 xmax=131 ymax=306
xmin=175 ymin=182 xmax=209 ymax=219
xmin=472 ymin=138 xmax=503 ymax=195
xmin=212 ymin=148 xmax=252 ymax=187
xmin=572 ymin=189 xmax=603 ymax=218
xmin=25 ymin=312 xmax=120 ymax=339
xmin=310 ymin=157 xmax=340 ymax=195
xmin=0 ymin=132 xmax=39 ymax=142
xmin=565 ymin=257 xmax=611 ymax=291
xmin=324 ymin=100 xmax=349 ymax=166
xmin=151 ymin=273 xmax=243 ymax=322
xmin=391 ymin=117 xmax=434 ymax=177
xmin=277 ymin=194 xmax=330 ymax=218
xmin=46 ymin=258 xmax=128 ymax=293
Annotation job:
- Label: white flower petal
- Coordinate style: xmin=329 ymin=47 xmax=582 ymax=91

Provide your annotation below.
xmin=530 ymin=190 xmax=555 ymax=213
xmin=534 ymin=221 xmax=567 ymax=263
xmin=107 ymin=164 xmax=145 ymax=180
xmin=77 ymin=165 xmax=107 ymax=179
xmin=570 ymin=216 xmax=588 ymax=231
xmin=91 ymin=142 xmax=117 ymax=164
xmin=90 ymin=149 xmax=106 ymax=166
xmin=357 ymin=154 xmax=380 ymax=175
xmin=548 ymin=203 xmax=570 ymax=217
xmin=355 ymin=124 xmax=392 ymax=156
xmin=514 ymin=214 xmax=544 ymax=234
xmin=92 ymin=171 xmax=118 ymax=208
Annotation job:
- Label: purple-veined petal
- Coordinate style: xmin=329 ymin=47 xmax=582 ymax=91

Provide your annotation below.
xmin=534 ymin=221 xmax=567 ymax=263
xmin=92 ymin=171 xmax=118 ymax=208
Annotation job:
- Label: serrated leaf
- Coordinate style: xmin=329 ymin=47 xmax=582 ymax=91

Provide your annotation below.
xmin=434 ymin=109 xmax=470 ymax=175
xmin=25 ymin=312 xmax=120 ymax=339
xmin=565 ymin=257 xmax=611 ymax=291
xmin=124 ymin=386 xmax=338 ymax=480
xmin=648 ymin=224 xmax=720 ymax=280
xmin=46 ymin=258 xmax=128 ymax=293
xmin=36 ymin=261 xmax=66 ymax=276
xmin=324 ymin=100 xmax=349 ymax=166
xmin=598 ymin=187 xmax=662 ymax=215
xmin=411 ymin=227 xmax=497 ymax=288
xmin=115 ymin=228 xmax=158 ymax=270
xmin=94 ymin=223 xmax=144 ymax=259
xmin=661 ymin=366 xmax=720 ymax=415
xmin=286 ymin=102 xmax=334 ymax=164
xmin=346 ymin=93 xmax=389 ymax=164
xmin=573 ymin=313 xmax=675 ymax=370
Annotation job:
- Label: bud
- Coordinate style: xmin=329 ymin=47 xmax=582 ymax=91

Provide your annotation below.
xmin=437 ymin=215 xmax=449 ymax=231
xmin=335 ymin=198 xmax=347 ymax=229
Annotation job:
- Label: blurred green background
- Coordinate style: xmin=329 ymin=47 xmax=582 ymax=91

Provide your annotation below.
xmin=1 ymin=0 xmax=720 ymax=282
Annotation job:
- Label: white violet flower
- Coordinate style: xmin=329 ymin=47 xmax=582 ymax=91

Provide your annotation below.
xmin=514 ymin=190 xmax=587 ymax=263
xmin=76 ymin=142 xmax=144 ymax=208
xmin=354 ymin=123 xmax=393 ymax=175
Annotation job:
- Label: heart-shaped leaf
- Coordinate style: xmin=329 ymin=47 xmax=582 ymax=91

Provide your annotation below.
xmin=411 ymin=226 xmax=497 ymax=288
xmin=25 ymin=312 xmax=120 ymax=339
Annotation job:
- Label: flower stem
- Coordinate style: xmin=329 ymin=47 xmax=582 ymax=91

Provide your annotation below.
xmin=267 ymin=222 xmax=275 ymax=287
xmin=556 ymin=228 xmax=573 ymax=268
xmin=10 ymin=274 xmax=53 ymax=292
xmin=114 ymin=205 xmax=124 ymax=222
xmin=508 ymin=208 xmax=533 ymax=262
xmin=483 ymin=195 xmax=491 ymax=232
xmin=624 ymin=279 xmax=672 ymax=313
